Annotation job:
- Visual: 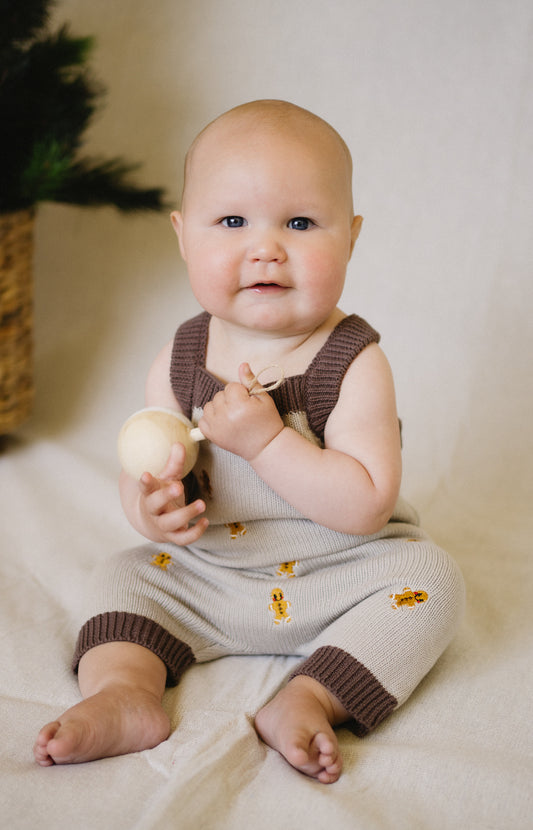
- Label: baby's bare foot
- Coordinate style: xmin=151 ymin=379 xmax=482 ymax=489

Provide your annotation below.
xmin=33 ymin=684 xmax=170 ymax=766
xmin=254 ymin=675 xmax=349 ymax=784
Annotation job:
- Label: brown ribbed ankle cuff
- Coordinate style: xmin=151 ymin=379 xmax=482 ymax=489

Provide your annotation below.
xmin=72 ymin=612 xmax=196 ymax=686
xmin=290 ymin=646 xmax=397 ymax=736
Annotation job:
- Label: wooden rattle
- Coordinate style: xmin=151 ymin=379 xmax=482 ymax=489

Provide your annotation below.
xmin=118 ymin=365 xmax=284 ymax=480
xmin=118 ymin=408 xmax=204 ymax=479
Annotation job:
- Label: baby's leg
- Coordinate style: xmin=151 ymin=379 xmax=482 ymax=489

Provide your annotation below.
xmin=34 ymin=642 xmax=169 ymax=766
xmin=254 ymin=675 xmax=349 ymax=784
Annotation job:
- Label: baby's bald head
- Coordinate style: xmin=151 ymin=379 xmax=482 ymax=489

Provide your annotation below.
xmin=181 ymin=100 xmax=354 ymax=215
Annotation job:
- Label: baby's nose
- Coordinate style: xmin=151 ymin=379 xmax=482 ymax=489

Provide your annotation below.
xmin=248 ymin=230 xmax=286 ymax=263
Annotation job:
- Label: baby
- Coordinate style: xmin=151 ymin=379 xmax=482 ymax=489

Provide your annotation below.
xmin=34 ymin=100 xmax=464 ymax=784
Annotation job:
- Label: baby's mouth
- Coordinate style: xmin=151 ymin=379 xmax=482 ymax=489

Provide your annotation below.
xmin=248 ymin=282 xmax=286 ymax=293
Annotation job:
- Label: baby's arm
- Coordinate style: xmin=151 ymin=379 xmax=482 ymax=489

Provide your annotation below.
xmin=199 ymin=345 xmax=401 ymax=535
xmin=119 ymin=342 xmax=208 ymax=544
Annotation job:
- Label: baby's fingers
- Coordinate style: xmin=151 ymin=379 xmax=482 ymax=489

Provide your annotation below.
xmin=159 ymin=443 xmax=187 ymax=481
xmin=141 ymin=479 xmax=184 ymax=516
xmin=158 ymin=502 xmax=207 ymax=537
xmin=238 ymin=362 xmax=261 ymax=392
xmin=166 ymin=516 xmax=209 ymax=546
xmin=138 ymin=472 xmax=161 ymax=497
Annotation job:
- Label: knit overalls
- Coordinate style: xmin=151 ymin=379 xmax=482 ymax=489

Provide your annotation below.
xmin=74 ymin=312 xmax=465 ymax=736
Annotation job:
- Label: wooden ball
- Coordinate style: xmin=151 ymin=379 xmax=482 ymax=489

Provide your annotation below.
xmin=118 ymin=407 xmax=199 ymax=479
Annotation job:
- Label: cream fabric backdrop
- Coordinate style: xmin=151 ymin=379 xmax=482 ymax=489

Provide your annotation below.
xmin=34 ymin=0 xmax=532 ymax=525
xmin=2 ymin=1 xmax=531 ymax=828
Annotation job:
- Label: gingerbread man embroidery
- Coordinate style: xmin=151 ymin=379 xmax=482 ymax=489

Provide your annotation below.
xmin=276 ymin=561 xmax=300 ymax=578
xmin=390 ymin=587 xmax=429 ymax=609
xmin=151 ymin=552 xmax=172 ymax=570
xmin=269 ymin=588 xmax=292 ymax=624
xmin=225 ymin=522 xmax=247 ymax=539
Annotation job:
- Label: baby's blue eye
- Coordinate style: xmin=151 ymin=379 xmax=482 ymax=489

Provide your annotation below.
xmin=288 ymin=217 xmax=311 ymax=230
xmin=222 ymin=216 xmax=246 ymax=228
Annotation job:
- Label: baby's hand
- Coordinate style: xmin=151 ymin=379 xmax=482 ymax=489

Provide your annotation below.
xmin=137 ymin=443 xmax=208 ymax=545
xmin=198 ymin=363 xmax=284 ymax=461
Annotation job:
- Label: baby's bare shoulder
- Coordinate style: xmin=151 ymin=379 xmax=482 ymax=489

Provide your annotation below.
xmin=325 ymin=342 xmax=402 ymax=500
xmin=325 ymin=343 xmax=399 ymax=442
xmin=341 ymin=342 xmax=395 ymax=395
xmin=144 ymin=341 xmax=181 ymax=409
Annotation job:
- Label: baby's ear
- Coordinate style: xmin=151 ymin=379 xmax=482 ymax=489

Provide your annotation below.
xmin=350 ymin=215 xmax=363 ymax=255
xmin=170 ymin=211 xmax=187 ymax=260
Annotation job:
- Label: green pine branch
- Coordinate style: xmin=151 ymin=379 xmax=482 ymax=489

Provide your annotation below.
xmin=0 ymin=0 xmax=167 ymax=214
xmin=47 ymin=157 xmax=166 ymax=212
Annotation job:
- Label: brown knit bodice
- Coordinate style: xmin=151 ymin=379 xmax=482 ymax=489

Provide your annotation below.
xmin=170 ymin=312 xmax=380 ymax=442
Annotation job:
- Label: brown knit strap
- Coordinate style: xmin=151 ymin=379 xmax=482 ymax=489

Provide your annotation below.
xmin=170 ymin=311 xmax=210 ymax=418
xmin=302 ymin=315 xmax=380 ymax=441
xmin=72 ymin=612 xmax=196 ymax=686
xmin=290 ymin=646 xmax=397 ymax=736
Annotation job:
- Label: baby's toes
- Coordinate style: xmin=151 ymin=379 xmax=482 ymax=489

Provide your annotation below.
xmin=314 ymin=734 xmax=343 ymax=783
xmin=314 ymin=733 xmax=338 ymax=764
xmin=33 ymin=722 xmax=61 ymax=766
xmin=318 ymin=764 xmax=342 ymax=785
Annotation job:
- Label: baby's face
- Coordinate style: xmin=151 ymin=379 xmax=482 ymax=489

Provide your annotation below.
xmin=173 ymin=116 xmax=360 ymax=338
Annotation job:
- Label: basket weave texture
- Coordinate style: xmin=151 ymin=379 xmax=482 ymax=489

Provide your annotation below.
xmin=0 ymin=209 xmax=35 ymax=433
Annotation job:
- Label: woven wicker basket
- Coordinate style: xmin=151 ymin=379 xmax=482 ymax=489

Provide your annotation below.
xmin=0 ymin=209 xmax=35 ymax=433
